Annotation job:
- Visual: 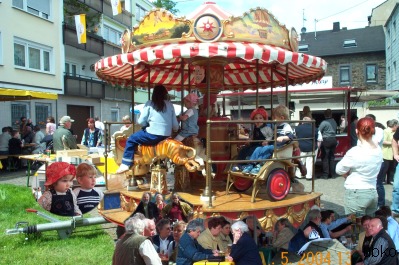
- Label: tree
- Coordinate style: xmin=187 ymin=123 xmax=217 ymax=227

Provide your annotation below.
xmin=152 ymin=0 xmax=179 ymax=15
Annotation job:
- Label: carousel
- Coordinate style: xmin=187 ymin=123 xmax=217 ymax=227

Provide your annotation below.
xmin=95 ymin=2 xmax=327 ymax=231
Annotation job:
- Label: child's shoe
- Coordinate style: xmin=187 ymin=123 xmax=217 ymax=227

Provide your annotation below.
xmin=242 ymin=164 xmax=254 ymax=174
xmin=116 ymin=164 xmax=130 ymax=174
xmin=231 ymin=165 xmax=242 ymax=172
xmin=250 ymin=164 xmax=262 ymax=175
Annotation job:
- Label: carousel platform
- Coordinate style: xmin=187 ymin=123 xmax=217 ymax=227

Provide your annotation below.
xmin=99 ymin=176 xmax=321 ymax=231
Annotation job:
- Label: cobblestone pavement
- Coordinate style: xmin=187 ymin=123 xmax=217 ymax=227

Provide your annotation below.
xmin=0 ymin=166 xmax=394 ymax=217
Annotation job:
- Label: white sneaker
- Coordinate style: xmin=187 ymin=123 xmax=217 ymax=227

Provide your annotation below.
xmin=116 ymin=164 xmax=130 ymax=174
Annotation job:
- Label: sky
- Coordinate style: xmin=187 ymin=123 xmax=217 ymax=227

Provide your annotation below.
xmin=172 ymin=0 xmax=387 ymax=32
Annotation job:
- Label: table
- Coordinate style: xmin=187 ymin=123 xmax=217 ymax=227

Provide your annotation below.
xmin=194 ymin=261 xmax=234 ymax=265
xmin=19 ymin=154 xmax=54 ymax=187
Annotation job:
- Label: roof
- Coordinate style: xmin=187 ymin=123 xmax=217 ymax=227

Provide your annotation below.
xmin=299 ymin=25 xmax=385 ymax=57
xmin=186 ymin=1 xmax=232 ymax=20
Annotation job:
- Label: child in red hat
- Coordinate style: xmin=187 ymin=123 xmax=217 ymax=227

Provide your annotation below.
xmin=37 ymin=162 xmax=82 ymax=216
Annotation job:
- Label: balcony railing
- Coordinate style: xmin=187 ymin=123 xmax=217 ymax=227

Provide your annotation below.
xmin=64 ymin=74 xmax=105 ymax=99
xmin=74 ymin=0 xmax=103 ymax=13
xmin=103 ymin=0 xmax=133 ymax=28
xmin=63 ymin=23 xmax=105 ymax=56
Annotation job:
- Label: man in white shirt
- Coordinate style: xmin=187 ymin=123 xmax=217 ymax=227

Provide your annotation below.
xmin=112 ymin=216 xmax=162 ymax=265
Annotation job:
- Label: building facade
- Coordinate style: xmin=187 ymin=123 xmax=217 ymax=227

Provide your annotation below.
xmin=385 ymin=3 xmax=399 ymax=91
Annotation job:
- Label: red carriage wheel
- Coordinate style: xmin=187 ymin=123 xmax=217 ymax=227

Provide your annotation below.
xmin=233 ymin=177 xmax=253 ymax=192
xmin=266 ymin=168 xmax=290 ymax=201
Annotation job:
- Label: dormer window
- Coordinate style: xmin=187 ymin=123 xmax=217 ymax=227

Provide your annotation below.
xmin=343 ymin=39 xmax=357 ymax=48
xmin=298 ymin=44 xmax=309 ymax=52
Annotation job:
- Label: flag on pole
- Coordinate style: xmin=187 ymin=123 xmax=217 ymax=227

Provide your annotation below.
xmin=74 ymin=14 xmax=86 ymax=44
xmin=111 ymin=0 xmax=122 ymax=16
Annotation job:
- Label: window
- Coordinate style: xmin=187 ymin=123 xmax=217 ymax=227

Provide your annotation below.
xmin=111 ymin=108 xmax=119 ymax=122
xmin=393 ymin=21 xmax=397 ymax=41
xmin=14 ymin=38 xmax=52 ymax=72
xmin=103 ymin=25 xmax=122 ymax=46
xmin=343 ymin=39 xmax=357 ymax=48
xmin=340 ymin=65 xmax=351 ymax=84
xmin=65 ymin=62 xmax=77 ymax=76
xmin=365 ymin=64 xmax=377 ymax=83
xmin=12 ymin=0 xmax=51 ymax=20
xmin=387 ymin=29 xmax=391 ymax=48
xmin=298 ymin=44 xmax=309 ymax=52
xmin=136 ymin=4 xmax=147 ymax=22
xmin=35 ymin=103 xmax=50 ymax=128
xmin=388 ymin=66 xmax=391 ymax=84
xmin=394 ymin=61 xmax=397 ymax=81
xmin=11 ymin=103 xmax=29 ymax=130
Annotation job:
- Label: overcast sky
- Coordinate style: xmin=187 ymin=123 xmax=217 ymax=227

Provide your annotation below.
xmin=173 ymin=0 xmax=387 ymax=31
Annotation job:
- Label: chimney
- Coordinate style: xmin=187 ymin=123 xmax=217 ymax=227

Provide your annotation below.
xmin=333 ymin=22 xmax=340 ymax=32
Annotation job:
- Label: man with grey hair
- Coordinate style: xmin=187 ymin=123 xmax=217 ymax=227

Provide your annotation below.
xmin=53 ymin=116 xmax=77 ymax=151
xmin=112 ymin=216 xmax=161 ymax=265
xmin=303 ymin=209 xmax=324 ymax=240
xmin=226 ymin=221 xmax=262 ymax=265
xmin=177 ymin=220 xmax=217 ymax=265
xmin=361 ymin=217 xmax=398 ymax=265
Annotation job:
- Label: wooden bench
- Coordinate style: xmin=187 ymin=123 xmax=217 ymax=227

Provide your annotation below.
xmin=226 ymin=142 xmax=297 ymax=202
xmin=0 ymin=154 xmax=24 ymax=171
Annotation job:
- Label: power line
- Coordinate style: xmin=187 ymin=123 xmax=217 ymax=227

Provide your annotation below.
xmin=317 ymin=0 xmax=371 ymax=21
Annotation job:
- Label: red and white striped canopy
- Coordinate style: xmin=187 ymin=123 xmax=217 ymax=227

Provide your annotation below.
xmin=95 ymin=41 xmax=327 ymax=91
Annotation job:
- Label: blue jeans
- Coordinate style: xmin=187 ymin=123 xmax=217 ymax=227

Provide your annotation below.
xmin=121 ymin=130 xmax=168 ymax=166
xmin=392 ymin=164 xmax=399 ymax=213
xmin=250 ymin=145 xmax=274 ymax=160
xmin=376 ymin=162 xmax=386 ymax=207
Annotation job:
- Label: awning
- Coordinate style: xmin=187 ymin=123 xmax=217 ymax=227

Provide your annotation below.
xmin=95 ymin=41 xmax=327 ymax=91
xmin=0 ymin=88 xmax=58 ymax=101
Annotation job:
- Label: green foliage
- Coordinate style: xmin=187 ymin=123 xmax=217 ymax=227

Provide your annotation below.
xmin=367 ymin=98 xmax=389 ymax=107
xmin=63 ymin=0 xmax=101 ymax=28
xmin=152 ymin=0 xmax=179 ymax=15
xmin=0 ymin=184 xmax=114 ymax=264
xmin=171 ymin=25 xmax=191 ymax=38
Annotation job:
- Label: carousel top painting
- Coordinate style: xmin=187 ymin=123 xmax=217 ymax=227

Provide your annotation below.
xmin=123 ymin=7 xmax=297 ymax=53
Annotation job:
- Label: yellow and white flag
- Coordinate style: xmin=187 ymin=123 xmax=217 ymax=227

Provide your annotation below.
xmin=74 ymin=14 xmax=86 ymax=44
xmin=111 ymin=0 xmax=122 ymax=16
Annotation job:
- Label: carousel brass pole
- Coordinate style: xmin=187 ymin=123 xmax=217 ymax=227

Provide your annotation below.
xmin=203 ymin=60 xmax=213 ymax=208
xmin=271 ymin=66 xmax=274 ymax=113
xmin=127 ymin=64 xmax=138 ymax=191
xmin=181 ymin=59 xmax=185 ymax=113
xmin=285 ymin=65 xmax=289 ymax=107
xmin=104 ymin=121 xmax=109 ymax=190
xmin=255 ymin=59 xmax=259 ymax=107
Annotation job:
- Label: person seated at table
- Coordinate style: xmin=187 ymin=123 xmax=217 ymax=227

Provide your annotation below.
xmin=152 ymin=218 xmax=174 ymax=258
xmin=32 ymin=125 xmax=46 ymax=154
xmin=243 ymin=215 xmax=266 ymax=246
xmin=8 ymin=130 xmax=23 ymax=169
xmin=273 ymin=218 xmax=296 ymax=251
xmin=226 ymin=220 xmax=263 ymax=265
xmin=375 ymin=206 xmax=399 ymax=251
xmin=352 ymin=215 xmax=372 ymax=264
xmin=218 ymin=217 xmax=233 ymax=252
xmin=73 ymin=162 xmax=104 ymax=214
xmin=37 ymin=162 xmax=82 ymax=216
xmin=320 ymin=210 xmax=352 ymax=239
xmin=177 ymin=219 xmax=219 ymax=265
xmin=303 ymin=209 xmax=324 ymax=240
xmin=197 ymin=216 xmax=223 ymax=251
xmin=22 ymin=125 xmax=34 ymax=144
xmin=0 ymin=126 xmax=11 ymax=155
xmin=167 ymin=221 xmax=186 ymax=263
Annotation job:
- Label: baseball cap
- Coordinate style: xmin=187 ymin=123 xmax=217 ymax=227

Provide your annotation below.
xmin=44 ymin=162 xmax=76 ymax=186
xmin=60 ymin=116 xmax=74 ymax=125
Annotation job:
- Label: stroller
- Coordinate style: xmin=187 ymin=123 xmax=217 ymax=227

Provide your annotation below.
xmin=30 ymin=135 xmax=54 ymax=170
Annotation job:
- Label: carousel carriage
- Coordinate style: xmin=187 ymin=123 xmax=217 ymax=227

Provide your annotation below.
xmin=95 ymin=3 xmax=326 ymax=231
